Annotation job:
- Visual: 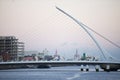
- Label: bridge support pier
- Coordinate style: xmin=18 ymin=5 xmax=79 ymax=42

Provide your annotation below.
xmin=80 ymin=65 xmax=89 ymax=71
xmin=86 ymin=65 xmax=89 ymax=71
xmin=95 ymin=65 xmax=99 ymax=72
xmin=80 ymin=65 xmax=84 ymax=71
xmin=106 ymin=65 xmax=110 ymax=72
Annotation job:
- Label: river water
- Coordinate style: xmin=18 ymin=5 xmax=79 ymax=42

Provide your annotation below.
xmin=0 ymin=66 xmax=120 ymax=80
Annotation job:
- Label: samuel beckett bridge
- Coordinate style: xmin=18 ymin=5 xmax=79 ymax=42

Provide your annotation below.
xmin=0 ymin=7 xmax=120 ymax=72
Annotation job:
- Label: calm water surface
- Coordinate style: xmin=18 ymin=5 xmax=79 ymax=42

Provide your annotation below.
xmin=0 ymin=66 xmax=120 ymax=80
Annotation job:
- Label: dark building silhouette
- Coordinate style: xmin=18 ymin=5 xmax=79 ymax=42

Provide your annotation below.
xmin=0 ymin=36 xmax=24 ymax=61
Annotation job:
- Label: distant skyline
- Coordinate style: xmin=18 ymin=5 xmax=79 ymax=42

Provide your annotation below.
xmin=0 ymin=0 xmax=120 ymax=59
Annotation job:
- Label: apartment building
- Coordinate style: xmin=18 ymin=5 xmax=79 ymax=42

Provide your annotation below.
xmin=0 ymin=36 xmax=24 ymax=61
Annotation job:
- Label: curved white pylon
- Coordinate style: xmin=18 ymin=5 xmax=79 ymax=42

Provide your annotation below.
xmin=56 ymin=6 xmax=107 ymax=60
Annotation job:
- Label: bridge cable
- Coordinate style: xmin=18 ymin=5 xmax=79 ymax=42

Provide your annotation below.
xmin=80 ymin=23 xmax=120 ymax=49
xmin=56 ymin=7 xmax=120 ymax=49
xmin=56 ymin=6 xmax=107 ymax=60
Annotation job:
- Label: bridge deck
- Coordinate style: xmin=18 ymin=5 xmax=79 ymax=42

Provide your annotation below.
xmin=0 ymin=61 xmax=120 ymax=65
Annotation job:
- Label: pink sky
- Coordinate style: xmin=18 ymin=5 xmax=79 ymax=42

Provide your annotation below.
xmin=0 ymin=0 xmax=120 ymax=59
